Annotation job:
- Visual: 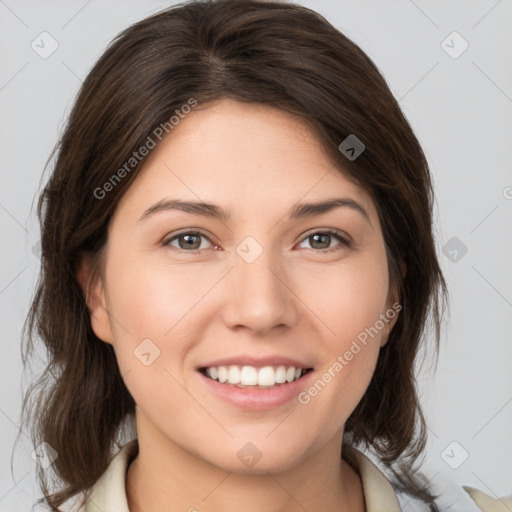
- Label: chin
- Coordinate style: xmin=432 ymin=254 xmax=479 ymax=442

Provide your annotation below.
xmin=205 ymin=439 xmax=308 ymax=475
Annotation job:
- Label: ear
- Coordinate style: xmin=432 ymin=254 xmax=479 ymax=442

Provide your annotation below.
xmin=380 ymin=261 xmax=405 ymax=347
xmin=380 ymin=307 xmax=399 ymax=347
xmin=76 ymin=252 xmax=114 ymax=345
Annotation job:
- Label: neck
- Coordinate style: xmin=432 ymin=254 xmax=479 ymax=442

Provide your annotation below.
xmin=126 ymin=415 xmax=365 ymax=512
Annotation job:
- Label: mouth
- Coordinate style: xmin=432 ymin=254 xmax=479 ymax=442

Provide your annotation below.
xmin=198 ymin=365 xmax=314 ymax=389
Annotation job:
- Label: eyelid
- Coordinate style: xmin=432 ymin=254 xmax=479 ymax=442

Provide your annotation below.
xmin=163 ymin=227 xmax=351 ymax=253
xmin=301 ymin=227 xmax=351 ymax=244
xmin=163 ymin=228 xmax=220 ymax=250
xmin=296 ymin=228 xmax=351 ymax=253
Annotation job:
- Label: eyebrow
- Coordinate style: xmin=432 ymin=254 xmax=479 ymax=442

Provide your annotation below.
xmin=138 ymin=197 xmax=371 ymax=226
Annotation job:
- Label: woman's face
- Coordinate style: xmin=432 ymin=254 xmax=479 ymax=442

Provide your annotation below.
xmin=85 ymin=98 xmax=399 ymax=473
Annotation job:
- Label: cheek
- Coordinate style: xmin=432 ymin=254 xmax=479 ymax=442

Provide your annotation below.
xmin=298 ymin=253 xmax=390 ymax=343
xmin=105 ymin=252 xmax=207 ymax=342
xmin=103 ymin=252 xmax=223 ymax=401
xmin=296 ymin=253 xmax=389 ymax=408
xmin=102 ymin=256 xmax=196 ymax=415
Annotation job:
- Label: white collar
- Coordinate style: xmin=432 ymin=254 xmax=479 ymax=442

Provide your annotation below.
xmin=81 ymin=439 xmax=508 ymax=512
xmin=83 ymin=439 xmax=401 ymax=512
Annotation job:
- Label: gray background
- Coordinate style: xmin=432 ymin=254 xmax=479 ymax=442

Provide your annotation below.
xmin=1 ymin=0 xmax=511 ymax=509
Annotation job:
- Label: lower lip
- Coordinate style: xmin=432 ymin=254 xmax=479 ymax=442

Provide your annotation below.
xmin=198 ymin=370 xmax=314 ymax=411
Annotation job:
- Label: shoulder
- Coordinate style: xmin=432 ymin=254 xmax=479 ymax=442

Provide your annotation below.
xmin=43 ymin=440 xmax=138 ymax=512
xmin=395 ymin=484 xmax=512 ymax=512
xmin=462 ymin=486 xmax=512 ymax=512
xmin=345 ymin=445 xmax=512 ymax=512
xmin=31 ymin=495 xmax=87 ymax=512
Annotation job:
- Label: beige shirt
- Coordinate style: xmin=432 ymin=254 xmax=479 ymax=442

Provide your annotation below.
xmin=65 ymin=439 xmax=509 ymax=512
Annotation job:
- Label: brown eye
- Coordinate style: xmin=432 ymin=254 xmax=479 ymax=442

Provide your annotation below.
xmin=298 ymin=229 xmax=350 ymax=253
xmin=164 ymin=231 xmax=213 ymax=252
xmin=178 ymin=233 xmax=202 ymax=250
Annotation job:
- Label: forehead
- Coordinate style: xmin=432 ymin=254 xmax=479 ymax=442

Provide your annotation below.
xmin=114 ymin=98 xmax=375 ymax=222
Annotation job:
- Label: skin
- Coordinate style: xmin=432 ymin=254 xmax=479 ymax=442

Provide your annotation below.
xmin=79 ymin=98 xmax=400 ymax=512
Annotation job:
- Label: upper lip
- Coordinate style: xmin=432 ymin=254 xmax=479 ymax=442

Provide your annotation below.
xmin=198 ymin=356 xmax=314 ymax=369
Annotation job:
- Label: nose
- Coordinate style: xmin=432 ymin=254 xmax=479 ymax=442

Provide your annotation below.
xmin=220 ymin=243 xmax=298 ymax=335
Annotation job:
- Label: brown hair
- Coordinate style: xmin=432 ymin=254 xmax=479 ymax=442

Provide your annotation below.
xmin=19 ymin=0 xmax=448 ymax=509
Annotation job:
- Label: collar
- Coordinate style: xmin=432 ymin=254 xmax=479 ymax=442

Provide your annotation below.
xmin=84 ymin=439 xmax=401 ymax=512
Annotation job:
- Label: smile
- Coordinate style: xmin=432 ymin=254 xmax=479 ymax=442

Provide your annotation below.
xmin=197 ymin=364 xmax=315 ymax=410
xmin=200 ymin=365 xmax=313 ymax=388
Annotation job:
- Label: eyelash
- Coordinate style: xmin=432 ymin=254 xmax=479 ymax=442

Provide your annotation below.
xmin=162 ymin=228 xmax=351 ymax=255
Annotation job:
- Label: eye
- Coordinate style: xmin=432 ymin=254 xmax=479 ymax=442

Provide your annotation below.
xmin=163 ymin=230 xmax=217 ymax=253
xmin=163 ymin=228 xmax=350 ymax=255
xmin=297 ymin=229 xmax=350 ymax=254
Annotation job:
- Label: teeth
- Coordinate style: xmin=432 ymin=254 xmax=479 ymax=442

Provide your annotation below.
xmin=275 ymin=366 xmax=287 ymax=383
xmin=217 ymin=366 xmax=228 ymax=383
xmin=258 ymin=366 xmax=275 ymax=386
xmin=228 ymin=366 xmax=240 ymax=384
xmin=203 ymin=364 xmax=309 ymax=387
xmin=240 ymin=366 xmax=258 ymax=385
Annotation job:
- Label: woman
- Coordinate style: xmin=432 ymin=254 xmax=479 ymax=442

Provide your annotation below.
xmin=20 ymin=0 xmax=509 ymax=511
